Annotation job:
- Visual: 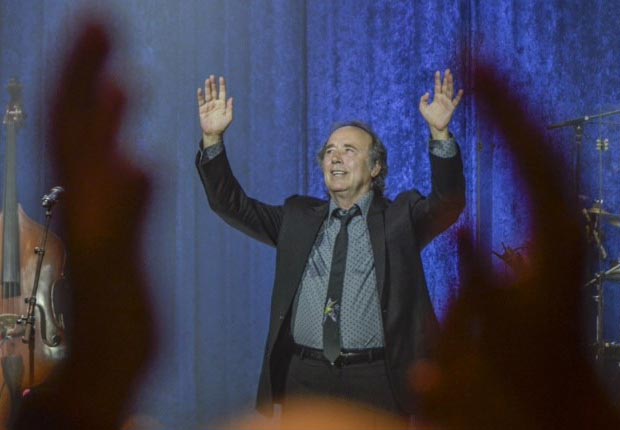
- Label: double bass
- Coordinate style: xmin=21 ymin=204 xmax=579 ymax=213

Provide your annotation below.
xmin=0 ymin=79 xmax=66 ymax=427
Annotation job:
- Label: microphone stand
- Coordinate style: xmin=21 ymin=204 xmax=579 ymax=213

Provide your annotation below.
xmin=548 ymin=108 xmax=620 ymax=197
xmin=19 ymin=203 xmax=57 ymax=386
xmin=548 ymin=109 xmax=620 ymax=130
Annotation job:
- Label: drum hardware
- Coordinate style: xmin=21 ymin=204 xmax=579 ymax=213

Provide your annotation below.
xmin=585 ymin=261 xmax=620 ymax=288
xmin=551 ymin=110 xmax=620 ymax=365
xmin=585 ymin=205 xmax=620 ymax=228
xmin=599 ymin=341 xmax=620 ymax=361
xmin=548 ymin=109 xmax=620 ymax=130
xmin=583 ymin=204 xmax=609 ymax=260
xmin=584 ymin=259 xmax=620 ymax=365
xmin=548 ymin=108 xmax=620 ymax=205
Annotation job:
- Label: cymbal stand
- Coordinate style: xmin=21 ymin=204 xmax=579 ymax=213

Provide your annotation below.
xmin=548 ymin=108 xmax=620 ymax=197
xmin=595 ymin=276 xmax=605 ymax=360
xmin=583 ymin=218 xmax=608 ymax=360
xmin=550 ymin=110 xmax=620 ymax=362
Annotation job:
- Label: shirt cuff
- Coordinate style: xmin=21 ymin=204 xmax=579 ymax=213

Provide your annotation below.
xmin=429 ymin=134 xmax=457 ymax=158
xmin=199 ymin=141 xmax=224 ymax=162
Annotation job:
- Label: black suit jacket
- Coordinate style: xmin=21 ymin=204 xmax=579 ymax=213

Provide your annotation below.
xmin=196 ymin=145 xmax=465 ymax=415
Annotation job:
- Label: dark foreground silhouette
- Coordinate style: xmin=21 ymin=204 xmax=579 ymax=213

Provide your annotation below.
xmin=12 ymin=18 xmax=620 ymax=430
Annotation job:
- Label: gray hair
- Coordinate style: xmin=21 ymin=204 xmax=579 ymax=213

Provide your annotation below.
xmin=317 ymin=121 xmax=389 ymax=195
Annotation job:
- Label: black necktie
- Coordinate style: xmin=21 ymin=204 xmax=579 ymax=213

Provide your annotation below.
xmin=323 ymin=206 xmax=360 ymax=364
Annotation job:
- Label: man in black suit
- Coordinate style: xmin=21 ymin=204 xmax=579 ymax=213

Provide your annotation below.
xmin=195 ymin=71 xmax=465 ymax=418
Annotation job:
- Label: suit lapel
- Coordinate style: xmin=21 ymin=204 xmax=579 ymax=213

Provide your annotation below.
xmin=297 ymin=203 xmax=328 ymax=264
xmin=282 ymin=202 xmax=328 ymax=303
xmin=367 ymin=194 xmax=387 ymax=300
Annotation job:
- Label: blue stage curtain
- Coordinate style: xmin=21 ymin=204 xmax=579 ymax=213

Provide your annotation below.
xmin=1 ymin=0 xmax=620 ymax=427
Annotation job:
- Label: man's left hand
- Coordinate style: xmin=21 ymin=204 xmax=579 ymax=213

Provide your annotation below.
xmin=419 ymin=69 xmax=464 ymax=139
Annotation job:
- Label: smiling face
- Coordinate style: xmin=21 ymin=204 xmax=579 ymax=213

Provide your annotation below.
xmin=321 ymin=126 xmax=381 ymax=208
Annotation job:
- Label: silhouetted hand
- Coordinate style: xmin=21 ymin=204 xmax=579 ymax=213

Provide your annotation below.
xmin=14 ymin=19 xmax=154 ymax=430
xmin=412 ymin=65 xmax=620 ymax=430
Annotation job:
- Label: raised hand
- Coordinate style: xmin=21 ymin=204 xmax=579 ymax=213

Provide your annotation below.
xmin=411 ymin=66 xmax=620 ymax=430
xmin=197 ymin=75 xmax=233 ymax=146
xmin=419 ymin=69 xmax=464 ymax=139
xmin=14 ymin=20 xmax=155 ymax=430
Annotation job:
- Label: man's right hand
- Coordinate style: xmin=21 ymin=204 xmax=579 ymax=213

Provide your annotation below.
xmin=197 ymin=75 xmax=233 ymax=148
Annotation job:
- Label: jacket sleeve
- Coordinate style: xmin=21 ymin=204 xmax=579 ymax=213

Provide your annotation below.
xmin=195 ymin=147 xmax=284 ymax=247
xmin=410 ymin=144 xmax=466 ymax=249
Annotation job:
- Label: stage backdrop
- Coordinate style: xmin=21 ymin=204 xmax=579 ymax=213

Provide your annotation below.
xmin=1 ymin=0 xmax=619 ymax=428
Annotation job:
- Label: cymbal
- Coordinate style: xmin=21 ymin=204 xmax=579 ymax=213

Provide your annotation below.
xmin=606 ymin=266 xmax=620 ymax=280
xmin=585 ymin=262 xmax=620 ymax=286
xmin=586 ymin=206 xmax=620 ymax=227
xmin=601 ymin=261 xmax=620 ymax=281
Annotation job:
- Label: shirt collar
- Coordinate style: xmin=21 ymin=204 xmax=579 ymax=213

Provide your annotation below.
xmin=328 ymin=190 xmax=374 ymax=220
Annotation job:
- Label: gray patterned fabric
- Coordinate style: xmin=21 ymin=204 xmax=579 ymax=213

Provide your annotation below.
xmin=292 ymin=191 xmax=384 ymax=349
xmin=429 ymin=136 xmax=458 ymax=158
xmin=200 ymin=141 xmax=224 ymax=161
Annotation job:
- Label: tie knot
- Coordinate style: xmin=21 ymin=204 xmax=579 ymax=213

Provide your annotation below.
xmin=334 ymin=206 xmax=360 ymax=226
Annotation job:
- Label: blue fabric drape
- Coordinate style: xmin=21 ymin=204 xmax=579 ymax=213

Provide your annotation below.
xmin=1 ymin=0 xmax=620 ymax=428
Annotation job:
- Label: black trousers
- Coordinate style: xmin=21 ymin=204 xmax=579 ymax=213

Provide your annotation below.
xmin=283 ymin=352 xmax=402 ymax=416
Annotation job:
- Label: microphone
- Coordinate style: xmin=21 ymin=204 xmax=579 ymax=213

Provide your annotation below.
xmin=41 ymin=186 xmax=65 ymax=208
